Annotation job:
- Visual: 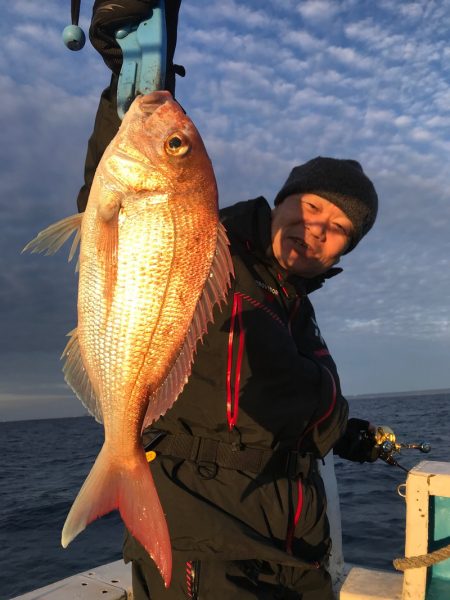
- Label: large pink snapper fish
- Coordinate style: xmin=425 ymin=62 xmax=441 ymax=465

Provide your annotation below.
xmin=24 ymin=91 xmax=233 ymax=586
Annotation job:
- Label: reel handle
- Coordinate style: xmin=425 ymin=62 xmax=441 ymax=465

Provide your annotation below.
xmin=374 ymin=426 xmax=431 ymax=472
xmin=399 ymin=442 xmax=431 ymax=453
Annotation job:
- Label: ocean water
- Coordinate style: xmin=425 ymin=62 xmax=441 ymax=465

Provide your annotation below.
xmin=1 ymin=391 xmax=449 ymax=599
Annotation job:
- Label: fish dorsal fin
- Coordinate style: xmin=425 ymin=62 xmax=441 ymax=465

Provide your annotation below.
xmin=22 ymin=213 xmax=83 ymax=271
xmin=142 ymin=223 xmax=234 ymax=430
xmin=62 ymin=328 xmax=103 ymax=424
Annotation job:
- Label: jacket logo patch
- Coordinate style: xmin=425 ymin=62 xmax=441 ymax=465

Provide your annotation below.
xmin=255 ymin=280 xmax=279 ymax=296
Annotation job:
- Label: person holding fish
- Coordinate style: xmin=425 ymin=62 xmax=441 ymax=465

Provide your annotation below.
xmin=76 ymin=118 xmax=379 ymax=599
xmin=25 ymin=2 xmax=379 ymax=599
xmin=120 ymin=156 xmax=379 ymax=600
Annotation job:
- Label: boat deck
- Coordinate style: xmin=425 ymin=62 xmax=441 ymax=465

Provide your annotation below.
xmin=10 ymin=560 xmax=132 ymax=600
xmin=10 ymin=560 xmax=404 ymax=600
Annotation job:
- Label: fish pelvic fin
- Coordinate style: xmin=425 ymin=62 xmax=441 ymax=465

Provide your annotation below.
xmin=22 ymin=213 xmax=83 ymax=271
xmin=143 ymin=222 xmax=234 ymax=429
xmin=62 ymin=328 xmax=103 ymax=423
xmin=61 ymin=444 xmax=172 ymax=587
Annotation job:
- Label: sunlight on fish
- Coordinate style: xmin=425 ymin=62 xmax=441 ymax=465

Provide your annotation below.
xmin=23 ymin=90 xmax=234 ymax=587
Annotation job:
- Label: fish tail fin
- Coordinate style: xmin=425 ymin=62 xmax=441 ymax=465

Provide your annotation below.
xmin=118 ymin=452 xmax=172 ymax=587
xmin=61 ymin=445 xmax=118 ymax=548
xmin=61 ymin=444 xmax=172 ymax=587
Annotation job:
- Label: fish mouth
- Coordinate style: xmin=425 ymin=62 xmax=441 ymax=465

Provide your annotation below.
xmin=137 ymin=91 xmax=174 ymax=116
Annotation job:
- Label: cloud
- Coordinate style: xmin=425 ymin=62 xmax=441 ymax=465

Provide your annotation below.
xmin=284 ymin=30 xmax=326 ymax=52
xmin=0 ymin=352 xmax=84 ymax=421
xmin=8 ymin=0 xmax=66 ymax=22
xmin=182 ymin=0 xmax=273 ymax=30
xmin=13 ymin=22 xmax=63 ymax=52
xmin=344 ymin=318 xmax=383 ymax=333
xmin=326 ymin=46 xmax=375 ymax=71
xmin=0 ymin=393 xmax=86 ymax=422
xmin=297 ymin=0 xmax=341 ymax=22
xmin=2 ymin=0 xmax=450 ymax=411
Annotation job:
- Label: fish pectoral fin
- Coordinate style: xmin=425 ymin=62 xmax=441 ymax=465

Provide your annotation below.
xmin=97 ymin=211 xmax=119 ymax=311
xmin=62 ymin=445 xmax=172 ymax=587
xmin=143 ymin=222 xmax=234 ymax=429
xmin=96 ymin=187 xmax=121 ymax=298
xmin=62 ymin=328 xmax=103 ymax=423
xmin=22 ymin=213 xmax=83 ymax=269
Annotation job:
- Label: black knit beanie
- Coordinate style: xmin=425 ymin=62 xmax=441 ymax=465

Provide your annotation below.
xmin=274 ymin=157 xmax=378 ymax=252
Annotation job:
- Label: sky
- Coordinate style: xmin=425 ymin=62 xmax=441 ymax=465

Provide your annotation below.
xmin=1 ymin=0 xmax=450 ymax=421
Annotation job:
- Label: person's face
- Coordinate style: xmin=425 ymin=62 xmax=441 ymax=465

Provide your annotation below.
xmin=271 ymin=193 xmax=354 ymax=278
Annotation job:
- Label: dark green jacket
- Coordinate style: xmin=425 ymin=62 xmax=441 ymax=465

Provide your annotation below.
xmin=124 ymin=197 xmax=348 ymax=566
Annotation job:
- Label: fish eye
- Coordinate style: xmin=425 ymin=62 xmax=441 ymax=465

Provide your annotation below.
xmin=164 ymin=132 xmax=190 ymax=156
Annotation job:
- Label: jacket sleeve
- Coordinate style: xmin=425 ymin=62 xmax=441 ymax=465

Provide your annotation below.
xmin=300 ymin=366 xmax=349 ymax=458
xmin=77 ymin=76 xmax=121 ymax=212
xmin=291 ymin=296 xmax=349 ymax=458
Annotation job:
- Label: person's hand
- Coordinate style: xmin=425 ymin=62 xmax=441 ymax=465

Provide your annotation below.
xmin=89 ymin=1 xmax=183 ymax=96
xmin=89 ymin=1 xmax=159 ymax=73
xmin=333 ymin=418 xmax=380 ymax=463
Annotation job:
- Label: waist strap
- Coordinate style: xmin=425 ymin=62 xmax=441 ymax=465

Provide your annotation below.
xmin=144 ymin=430 xmax=315 ymax=478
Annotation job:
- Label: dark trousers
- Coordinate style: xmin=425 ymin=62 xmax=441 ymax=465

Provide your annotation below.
xmin=131 ymin=553 xmax=334 ymax=600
